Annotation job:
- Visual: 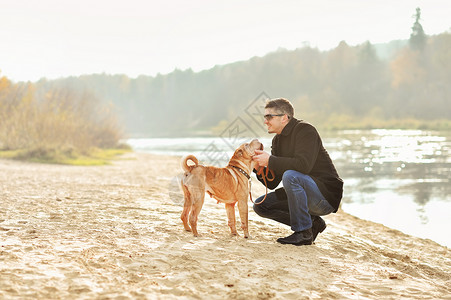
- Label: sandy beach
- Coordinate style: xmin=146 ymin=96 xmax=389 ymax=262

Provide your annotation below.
xmin=1 ymin=152 xmax=450 ymax=299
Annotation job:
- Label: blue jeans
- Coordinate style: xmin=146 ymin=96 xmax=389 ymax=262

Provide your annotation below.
xmin=253 ymin=170 xmax=334 ymax=232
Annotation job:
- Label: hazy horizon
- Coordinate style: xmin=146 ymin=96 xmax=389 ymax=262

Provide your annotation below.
xmin=1 ymin=0 xmax=450 ymax=82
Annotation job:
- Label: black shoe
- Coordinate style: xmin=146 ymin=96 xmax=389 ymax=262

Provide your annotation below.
xmin=311 ymin=216 xmax=326 ymax=242
xmin=277 ymin=228 xmax=313 ymax=246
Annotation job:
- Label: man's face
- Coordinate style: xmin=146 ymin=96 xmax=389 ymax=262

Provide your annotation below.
xmin=264 ymin=108 xmax=287 ymax=134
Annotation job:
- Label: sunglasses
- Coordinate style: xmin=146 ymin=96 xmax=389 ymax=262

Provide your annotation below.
xmin=264 ymin=114 xmax=285 ymax=121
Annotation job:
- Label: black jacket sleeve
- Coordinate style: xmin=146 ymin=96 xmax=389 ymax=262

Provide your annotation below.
xmin=268 ymin=125 xmax=320 ymax=175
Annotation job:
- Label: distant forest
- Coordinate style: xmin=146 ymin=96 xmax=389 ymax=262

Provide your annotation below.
xmin=9 ymin=12 xmax=451 ymax=137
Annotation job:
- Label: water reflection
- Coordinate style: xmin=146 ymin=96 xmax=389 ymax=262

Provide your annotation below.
xmin=326 ymin=129 xmax=451 ymax=247
xmin=328 ymin=129 xmax=451 ymax=206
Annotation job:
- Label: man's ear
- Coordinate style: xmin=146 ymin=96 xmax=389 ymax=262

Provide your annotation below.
xmin=283 ymin=114 xmax=290 ymax=123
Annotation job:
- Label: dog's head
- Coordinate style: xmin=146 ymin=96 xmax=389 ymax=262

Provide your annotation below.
xmin=246 ymin=138 xmax=264 ymax=155
xmin=230 ymin=139 xmax=263 ymax=168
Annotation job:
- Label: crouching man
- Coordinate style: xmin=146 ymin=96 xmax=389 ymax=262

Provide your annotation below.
xmin=252 ymin=98 xmax=343 ymax=245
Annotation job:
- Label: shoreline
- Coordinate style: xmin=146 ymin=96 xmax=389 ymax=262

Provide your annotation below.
xmin=1 ymin=152 xmax=450 ymax=299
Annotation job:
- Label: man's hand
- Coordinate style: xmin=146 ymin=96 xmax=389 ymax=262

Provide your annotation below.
xmin=253 ymin=150 xmax=270 ymax=168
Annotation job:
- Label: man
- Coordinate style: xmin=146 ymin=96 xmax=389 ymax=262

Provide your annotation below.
xmin=252 ymin=98 xmax=343 ymax=246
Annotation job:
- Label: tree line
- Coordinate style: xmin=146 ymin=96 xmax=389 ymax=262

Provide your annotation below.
xmin=33 ymin=33 xmax=450 ymax=136
xmin=2 ymin=8 xmax=450 ymax=140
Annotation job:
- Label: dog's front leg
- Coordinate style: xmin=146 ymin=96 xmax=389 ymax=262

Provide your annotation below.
xmin=237 ymin=199 xmax=249 ymax=238
xmin=225 ymin=203 xmax=238 ymax=236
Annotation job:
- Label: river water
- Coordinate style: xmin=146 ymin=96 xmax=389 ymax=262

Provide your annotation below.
xmin=127 ymin=129 xmax=451 ymax=247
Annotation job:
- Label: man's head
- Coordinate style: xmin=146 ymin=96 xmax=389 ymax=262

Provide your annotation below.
xmin=264 ymin=98 xmax=294 ymax=134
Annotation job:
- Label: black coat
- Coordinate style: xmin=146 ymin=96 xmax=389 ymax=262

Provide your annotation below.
xmin=256 ymin=117 xmax=343 ymax=212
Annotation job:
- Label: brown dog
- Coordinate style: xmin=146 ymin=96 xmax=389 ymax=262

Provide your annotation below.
xmin=180 ymin=139 xmax=263 ymax=238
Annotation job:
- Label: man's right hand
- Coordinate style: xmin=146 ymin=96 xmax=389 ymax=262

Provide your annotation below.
xmin=253 ymin=150 xmax=270 ymax=168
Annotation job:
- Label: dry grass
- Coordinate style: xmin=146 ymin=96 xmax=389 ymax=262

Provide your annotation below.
xmin=0 ymin=76 xmax=126 ymax=164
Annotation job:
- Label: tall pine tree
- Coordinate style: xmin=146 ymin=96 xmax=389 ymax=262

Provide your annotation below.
xmin=409 ymin=7 xmax=427 ymax=51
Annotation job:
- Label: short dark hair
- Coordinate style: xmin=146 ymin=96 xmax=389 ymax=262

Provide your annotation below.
xmin=265 ymin=98 xmax=294 ymax=119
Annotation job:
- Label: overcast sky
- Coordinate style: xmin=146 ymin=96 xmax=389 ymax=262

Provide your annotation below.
xmin=1 ymin=0 xmax=450 ymax=82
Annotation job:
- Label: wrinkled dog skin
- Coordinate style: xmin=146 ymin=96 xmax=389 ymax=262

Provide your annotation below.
xmin=180 ymin=139 xmax=263 ymax=238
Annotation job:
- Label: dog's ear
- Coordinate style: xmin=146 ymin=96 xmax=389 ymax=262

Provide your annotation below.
xmin=237 ymin=149 xmax=243 ymax=157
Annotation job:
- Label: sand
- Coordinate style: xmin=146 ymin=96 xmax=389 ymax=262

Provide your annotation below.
xmin=0 ymin=152 xmax=450 ymax=299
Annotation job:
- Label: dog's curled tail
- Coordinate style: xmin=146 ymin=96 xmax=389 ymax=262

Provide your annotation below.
xmin=181 ymin=155 xmax=199 ymax=173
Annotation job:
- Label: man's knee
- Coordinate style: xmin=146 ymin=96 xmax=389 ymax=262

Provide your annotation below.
xmin=282 ymin=170 xmax=301 ymax=186
xmin=253 ymin=196 xmax=272 ymax=217
xmin=282 ymin=170 xmax=311 ymax=187
xmin=252 ymin=203 xmax=260 ymax=214
xmin=253 ymin=202 xmax=265 ymax=216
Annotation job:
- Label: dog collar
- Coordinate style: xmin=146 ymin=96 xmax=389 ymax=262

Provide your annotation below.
xmin=229 ymin=165 xmax=251 ymax=180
